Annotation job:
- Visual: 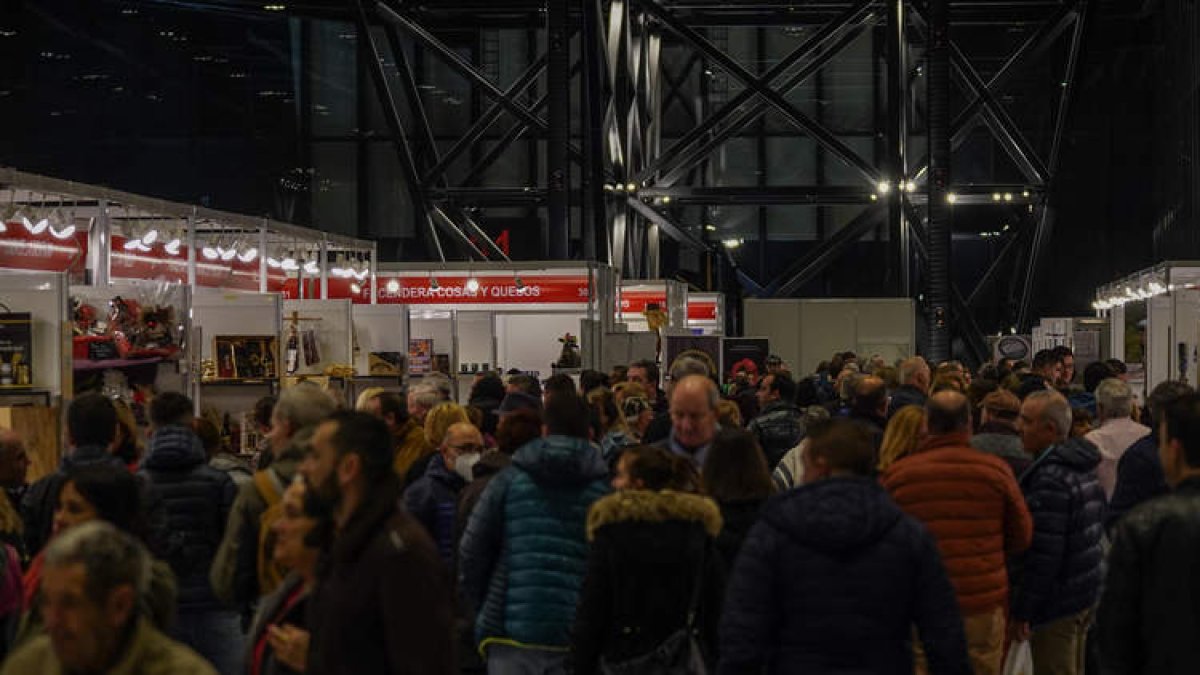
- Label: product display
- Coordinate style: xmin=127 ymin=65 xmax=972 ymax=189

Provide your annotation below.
xmin=211 ymin=336 xmax=279 ymax=380
xmin=0 ymin=311 xmax=33 ymax=388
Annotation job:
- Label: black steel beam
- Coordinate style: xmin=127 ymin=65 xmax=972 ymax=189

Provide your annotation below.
xmin=966 ymin=225 xmax=1026 ymax=306
xmin=632 ymin=0 xmax=878 ymax=185
xmin=625 ymin=198 xmax=710 ymax=252
xmin=1018 ymin=1 xmax=1088 ymax=330
xmin=581 ymin=0 xmax=610 ymax=262
xmin=375 ymin=1 xmax=584 ymax=163
xmin=770 ymin=205 xmax=887 ymax=297
xmin=926 ymin=0 xmax=952 ymax=362
xmin=546 ymin=0 xmax=571 ymax=259
xmin=382 ymin=24 xmax=444 ymax=187
xmin=422 ymin=55 xmax=547 ymax=185
xmin=632 ymin=0 xmax=877 ymax=185
xmin=887 ymin=0 xmax=909 ymax=296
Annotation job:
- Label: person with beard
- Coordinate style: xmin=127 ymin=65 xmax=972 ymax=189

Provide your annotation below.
xmin=300 ymin=411 xmax=456 ymax=674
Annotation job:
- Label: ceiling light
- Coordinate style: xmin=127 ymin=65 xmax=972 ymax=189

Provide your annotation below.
xmin=877 ymin=180 xmax=891 ymax=194
xmin=238 ymin=248 xmax=258 ymax=263
xmin=49 ymin=224 xmax=76 ymax=239
xmin=722 ymin=238 xmax=744 ymax=249
xmin=1003 ymin=193 xmax=1013 ymax=202
xmin=220 ymin=247 xmax=238 ymax=261
xmin=303 ymin=261 xmax=319 ymax=275
xmin=946 ymin=193 xmax=958 ymax=204
xmin=141 ymin=228 xmax=159 ymax=245
xmin=24 ymin=217 xmax=48 ymax=235
xmin=201 ymin=245 xmax=220 ymax=260
xmin=992 ymin=193 xmax=1002 ymax=202
xmin=123 ymin=239 xmax=149 ymax=252
xmin=164 ymin=239 xmax=182 ymax=255
xmin=904 ymin=181 xmax=916 ymax=193
xmin=281 ymin=257 xmax=299 ymax=271
xmin=465 ymin=277 xmax=480 ymax=293
xmin=267 ymin=257 xmax=282 ymax=268
xmin=386 ymin=279 xmax=400 ymax=293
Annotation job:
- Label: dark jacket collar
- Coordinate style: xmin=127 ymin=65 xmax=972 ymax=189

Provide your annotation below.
xmin=329 ymin=476 xmax=403 ymax=567
xmin=586 ymin=490 xmax=722 ymax=541
xmin=61 ymin=445 xmax=122 ymax=472
xmin=978 ymin=421 xmax=1018 ymax=437
xmin=759 ymin=400 xmax=799 ymax=416
xmin=141 ymin=425 xmax=205 ymax=471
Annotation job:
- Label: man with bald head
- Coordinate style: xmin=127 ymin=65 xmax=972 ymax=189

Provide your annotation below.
xmin=657 ymin=374 xmax=720 ymax=468
xmin=889 ymin=356 xmax=931 ymax=418
xmin=404 ymin=421 xmax=483 ymax=568
xmin=883 ymin=391 xmax=1032 ymax=675
xmin=849 ymin=375 xmax=889 ymax=453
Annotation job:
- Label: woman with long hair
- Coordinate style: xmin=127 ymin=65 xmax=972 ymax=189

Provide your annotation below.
xmin=701 ymin=428 xmax=777 ymax=570
xmin=878 ymin=405 xmax=925 ymax=472
xmin=572 ymin=445 xmax=723 ymax=673
xmin=244 ymin=478 xmax=326 ymax=675
xmin=587 ymin=387 xmax=636 ymax=466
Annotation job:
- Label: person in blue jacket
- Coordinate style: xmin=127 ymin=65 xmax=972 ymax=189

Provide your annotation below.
xmin=459 ymin=393 xmax=610 ymax=674
xmin=719 ymin=419 xmax=970 ymax=675
xmin=404 ymin=422 xmax=482 ymax=568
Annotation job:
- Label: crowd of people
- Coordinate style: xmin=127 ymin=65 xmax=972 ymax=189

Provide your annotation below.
xmin=0 ymin=344 xmax=1195 ymax=674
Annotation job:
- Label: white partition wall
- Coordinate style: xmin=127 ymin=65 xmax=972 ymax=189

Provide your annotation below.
xmin=745 ymin=298 xmax=916 ymax=375
xmin=348 ymin=304 xmax=409 ymax=404
xmin=0 ymin=270 xmax=70 ymax=401
xmin=282 ymin=299 xmax=354 ymax=376
xmin=192 ymin=289 xmax=281 ymax=421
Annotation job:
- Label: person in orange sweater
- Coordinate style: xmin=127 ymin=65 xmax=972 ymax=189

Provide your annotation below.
xmin=883 ymin=390 xmax=1033 ymax=675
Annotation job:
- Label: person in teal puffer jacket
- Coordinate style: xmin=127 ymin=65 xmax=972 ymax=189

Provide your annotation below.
xmin=459 ymin=393 xmax=610 ymax=673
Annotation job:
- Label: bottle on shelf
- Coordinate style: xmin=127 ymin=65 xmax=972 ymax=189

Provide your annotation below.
xmin=286 ymin=324 xmax=299 ymax=375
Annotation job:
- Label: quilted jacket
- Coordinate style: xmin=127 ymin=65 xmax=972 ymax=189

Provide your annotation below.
xmin=139 ymin=425 xmax=237 ymax=612
xmin=403 ymin=453 xmax=467 ymax=568
xmin=1106 ymin=432 xmax=1167 ymax=531
xmin=747 ymin=401 xmax=805 ymax=468
xmin=719 ymin=477 xmax=970 ymax=675
xmin=1011 ymin=438 xmax=1106 ymax=626
xmin=459 ymin=435 xmax=610 ymax=653
xmin=882 ymin=432 xmax=1032 ymax=615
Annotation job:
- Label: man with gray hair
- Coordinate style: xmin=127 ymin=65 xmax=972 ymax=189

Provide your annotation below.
xmin=889 ymin=356 xmax=931 ymax=418
xmin=643 ymin=356 xmax=713 ymax=444
xmin=1011 ymin=390 xmax=1105 ymax=675
xmin=1084 ymin=378 xmax=1149 ymax=499
xmin=2 ymin=521 xmax=216 ymax=674
xmin=212 ymin=383 xmax=336 ymax=609
xmin=656 ymin=374 xmax=720 ymax=468
xmin=1108 ymin=380 xmax=1195 ymax=529
xmin=409 ymin=381 xmax=448 ymax=426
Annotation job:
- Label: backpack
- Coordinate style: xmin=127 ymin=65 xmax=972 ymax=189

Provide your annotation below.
xmin=253 ymin=470 xmax=288 ymax=596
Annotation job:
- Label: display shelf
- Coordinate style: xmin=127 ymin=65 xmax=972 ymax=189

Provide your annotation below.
xmin=0 ymin=389 xmax=51 ymax=407
xmin=201 ymin=378 xmax=278 ymax=387
xmin=73 ymin=356 xmax=174 ymax=372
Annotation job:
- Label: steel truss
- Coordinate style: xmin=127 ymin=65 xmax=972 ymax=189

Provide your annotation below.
xmin=348 ymin=0 xmax=1088 ymax=363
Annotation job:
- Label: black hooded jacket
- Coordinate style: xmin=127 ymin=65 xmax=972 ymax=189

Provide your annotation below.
xmin=719 ymin=477 xmax=969 ymax=674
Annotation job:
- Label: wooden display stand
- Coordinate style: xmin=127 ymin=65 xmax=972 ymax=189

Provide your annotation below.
xmin=0 ymin=406 xmax=60 ymax=483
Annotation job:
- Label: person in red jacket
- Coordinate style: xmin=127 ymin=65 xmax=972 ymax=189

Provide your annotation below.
xmin=883 ymin=390 xmax=1033 ymax=675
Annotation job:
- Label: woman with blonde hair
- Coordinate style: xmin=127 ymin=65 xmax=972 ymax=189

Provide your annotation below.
xmin=878 ymin=405 xmax=925 ymax=471
xmin=405 ymin=402 xmax=473 ymax=486
xmin=354 ymin=386 xmax=387 ymax=412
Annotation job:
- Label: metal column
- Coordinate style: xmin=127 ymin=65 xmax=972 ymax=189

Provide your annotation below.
xmin=546 ymin=0 xmax=571 ymax=259
xmin=887 ymin=0 xmax=910 ymax=297
xmin=926 ymin=0 xmax=951 ymax=362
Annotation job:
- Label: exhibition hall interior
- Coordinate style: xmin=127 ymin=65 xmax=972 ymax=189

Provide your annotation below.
xmin=0 ymin=1 xmax=1198 ymax=674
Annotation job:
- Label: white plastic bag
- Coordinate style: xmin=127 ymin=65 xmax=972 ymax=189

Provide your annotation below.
xmin=1001 ymin=640 xmax=1033 ymax=675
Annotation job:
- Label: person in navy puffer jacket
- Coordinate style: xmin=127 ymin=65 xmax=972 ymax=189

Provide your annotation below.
xmin=139 ymin=392 xmax=239 ymax=675
xmin=459 ymin=393 xmax=609 ymax=674
xmin=719 ymin=419 xmax=970 ymax=675
xmin=404 ymin=422 xmax=480 ymax=568
xmin=1010 ymin=390 xmax=1105 ymax=675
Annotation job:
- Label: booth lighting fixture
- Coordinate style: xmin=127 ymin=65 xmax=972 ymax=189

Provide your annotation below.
xmin=514 ymin=276 xmax=524 ymax=289
xmin=201 ymin=245 xmax=220 ymax=260
xmin=303 ymin=260 xmax=320 ymax=275
xmin=123 ymin=239 xmax=150 ymax=252
xmin=141 ymin=228 xmax=159 ymax=245
xmin=49 ymin=222 xmax=76 ymax=239
xmin=280 ymin=258 xmax=299 ymax=271
xmin=386 ymin=278 xmax=400 ymax=293
xmin=1003 ymin=193 xmax=1014 ymax=202
xmin=1093 ymin=281 xmax=1171 ymax=310
xmin=266 ymin=257 xmax=282 ymax=268
xmin=164 ymin=237 xmax=182 ymax=255
xmin=429 ymin=277 xmax=440 ymax=290
xmin=237 ymin=247 xmax=258 ymax=263
xmin=1022 ymin=190 xmax=1031 ymax=198
xmin=465 ymin=277 xmax=480 ymax=293
xmin=0 ymin=222 xmax=6 ymax=234
xmin=992 ymin=193 xmax=1002 ymax=202
xmin=625 ymin=182 xmax=637 ymax=193
xmin=350 ymin=282 xmax=362 ymax=294
xmin=946 ymin=193 xmax=958 ymax=204
xmin=23 ymin=216 xmax=49 ymax=235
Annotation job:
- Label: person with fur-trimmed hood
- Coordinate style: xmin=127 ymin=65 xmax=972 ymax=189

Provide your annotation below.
xmin=572 ymin=445 xmax=724 ymax=674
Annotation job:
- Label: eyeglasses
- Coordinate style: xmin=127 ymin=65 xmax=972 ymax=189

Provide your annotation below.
xmin=449 ymin=443 xmax=484 ymax=453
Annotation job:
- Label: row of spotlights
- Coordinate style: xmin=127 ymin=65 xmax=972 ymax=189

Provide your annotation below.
xmin=1093 ymin=282 xmax=1173 ymax=310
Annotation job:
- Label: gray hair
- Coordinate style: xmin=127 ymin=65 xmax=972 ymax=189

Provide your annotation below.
xmin=274 ymin=383 xmax=338 ymax=433
xmin=45 ymin=521 xmax=150 ymax=604
xmin=898 ymin=357 xmax=929 ymax=385
xmin=1095 ymin=378 xmax=1133 ymax=421
xmin=408 ymin=383 xmax=443 ymax=411
xmin=670 ymin=356 xmax=711 ymax=382
xmin=671 ymin=374 xmax=720 ymax=410
xmin=422 ymin=373 xmax=453 ymax=401
xmin=1027 ymin=390 xmax=1071 ymax=440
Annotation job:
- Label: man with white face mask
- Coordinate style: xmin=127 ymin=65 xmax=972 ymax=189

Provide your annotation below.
xmin=403 ymin=422 xmax=483 ymax=568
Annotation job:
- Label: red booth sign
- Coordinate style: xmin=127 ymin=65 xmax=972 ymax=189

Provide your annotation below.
xmin=375 ymin=275 xmax=591 ymax=305
xmin=0 ymin=222 xmax=88 ymax=275
xmin=687 ymin=300 xmax=719 ymax=322
xmin=618 ymin=289 xmax=668 ymax=314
